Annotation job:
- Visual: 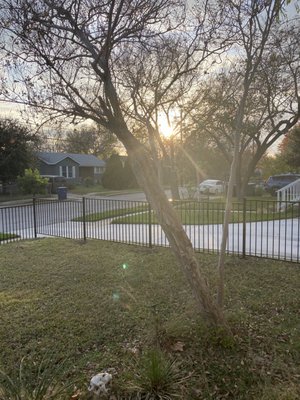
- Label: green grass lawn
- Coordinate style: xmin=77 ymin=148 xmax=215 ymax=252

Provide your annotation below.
xmin=73 ymin=204 xmax=149 ymax=222
xmin=0 ymin=232 xmax=20 ymax=241
xmin=0 ymin=239 xmax=299 ymax=399
xmin=111 ymin=200 xmax=299 ymax=225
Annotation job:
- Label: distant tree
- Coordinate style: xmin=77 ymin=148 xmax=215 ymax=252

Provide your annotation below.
xmin=279 ymin=124 xmax=300 ymax=171
xmin=57 ymin=124 xmax=118 ymax=158
xmin=258 ymin=154 xmax=290 ymax=179
xmin=179 ymin=125 xmax=231 ymax=183
xmin=102 ymin=154 xmax=125 ymax=190
xmin=210 ymin=0 xmax=300 ymax=310
xmin=0 ymin=119 xmax=38 ymax=186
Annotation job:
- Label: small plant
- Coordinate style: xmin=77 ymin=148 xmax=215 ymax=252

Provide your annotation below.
xmin=0 ymin=354 xmax=75 ymax=400
xmin=129 ymin=349 xmax=186 ymax=399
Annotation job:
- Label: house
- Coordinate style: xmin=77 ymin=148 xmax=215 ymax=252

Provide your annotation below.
xmin=36 ymin=151 xmax=106 ymax=183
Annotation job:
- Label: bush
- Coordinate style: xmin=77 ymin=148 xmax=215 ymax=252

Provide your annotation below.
xmin=17 ymin=169 xmax=49 ymax=195
xmin=83 ymin=176 xmax=94 ymax=187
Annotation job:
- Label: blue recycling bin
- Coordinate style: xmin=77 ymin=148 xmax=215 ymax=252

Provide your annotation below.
xmin=57 ymin=186 xmax=67 ymax=200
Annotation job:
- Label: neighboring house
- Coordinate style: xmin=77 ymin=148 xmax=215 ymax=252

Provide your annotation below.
xmin=36 ymin=152 xmax=106 ymax=183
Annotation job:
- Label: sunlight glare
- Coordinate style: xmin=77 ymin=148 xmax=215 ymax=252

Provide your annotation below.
xmin=158 ymin=116 xmax=173 ymax=139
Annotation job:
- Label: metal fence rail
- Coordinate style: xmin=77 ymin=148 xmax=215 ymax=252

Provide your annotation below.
xmin=1 ymin=197 xmax=299 ymax=262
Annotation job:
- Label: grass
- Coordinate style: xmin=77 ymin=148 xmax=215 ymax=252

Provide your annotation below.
xmin=73 ymin=204 xmax=148 ymax=222
xmin=0 ymin=233 xmax=20 ymax=241
xmin=0 ymin=238 xmax=299 ymax=399
xmin=0 ymin=353 xmax=76 ymax=399
xmin=112 ymin=200 xmax=300 ymax=225
xmin=0 ymin=193 xmax=50 ymax=203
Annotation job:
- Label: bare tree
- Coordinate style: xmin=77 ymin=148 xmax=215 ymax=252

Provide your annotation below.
xmin=117 ymin=15 xmax=228 ymax=199
xmin=212 ymin=0 xmax=300 ymax=309
xmin=0 ymin=0 xmax=227 ymax=325
xmin=185 ymin=34 xmax=300 ymax=197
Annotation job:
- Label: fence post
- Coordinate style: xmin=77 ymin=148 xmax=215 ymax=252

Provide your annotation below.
xmin=33 ymin=196 xmax=37 ymax=239
xmin=242 ymin=197 xmax=246 ymax=258
xmin=82 ymin=197 xmax=87 ymax=242
xmin=148 ymin=203 xmax=152 ymax=248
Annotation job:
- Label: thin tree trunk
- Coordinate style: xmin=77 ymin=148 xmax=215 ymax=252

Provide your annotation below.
xmin=217 ymin=112 xmax=243 ymax=309
xmin=217 ymin=153 xmax=238 ymax=309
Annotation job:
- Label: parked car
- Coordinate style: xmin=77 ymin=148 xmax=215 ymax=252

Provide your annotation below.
xmin=264 ymin=173 xmax=300 ymax=195
xmin=198 ymin=179 xmax=225 ymax=195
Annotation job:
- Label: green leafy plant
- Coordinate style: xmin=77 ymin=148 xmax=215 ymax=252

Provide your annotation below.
xmin=17 ymin=169 xmax=49 ymax=195
xmin=0 ymin=354 xmax=75 ymax=400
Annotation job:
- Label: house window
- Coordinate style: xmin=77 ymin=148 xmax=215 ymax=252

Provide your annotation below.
xmin=94 ymin=167 xmax=102 ymax=174
xmin=59 ymin=166 xmax=75 ymax=178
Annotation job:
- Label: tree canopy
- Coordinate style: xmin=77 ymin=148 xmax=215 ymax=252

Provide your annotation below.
xmin=56 ymin=124 xmax=118 ymax=159
xmin=279 ymin=124 xmax=300 ymax=170
xmin=0 ymin=118 xmax=38 ymax=184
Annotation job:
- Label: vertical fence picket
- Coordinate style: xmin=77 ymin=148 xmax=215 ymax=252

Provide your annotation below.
xmin=148 ymin=203 xmax=152 ymax=248
xmin=242 ymin=198 xmax=246 ymax=258
xmin=33 ymin=196 xmax=37 ymax=238
xmin=82 ymin=197 xmax=86 ymax=242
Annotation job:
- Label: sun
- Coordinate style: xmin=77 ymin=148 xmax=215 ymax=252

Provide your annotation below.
xmin=158 ymin=115 xmax=174 ymax=139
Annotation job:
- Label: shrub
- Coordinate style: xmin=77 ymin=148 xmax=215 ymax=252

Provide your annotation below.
xmin=17 ymin=169 xmax=49 ymax=195
xmin=83 ymin=176 xmax=94 ymax=187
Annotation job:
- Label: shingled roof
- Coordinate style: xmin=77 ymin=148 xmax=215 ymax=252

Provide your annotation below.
xmin=37 ymin=152 xmax=105 ymax=167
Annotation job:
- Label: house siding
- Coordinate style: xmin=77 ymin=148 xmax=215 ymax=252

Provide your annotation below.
xmin=57 ymin=158 xmax=79 ymax=181
xmin=38 ymin=161 xmax=57 ymax=176
xmin=39 ymin=158 xmax=79 ymax=181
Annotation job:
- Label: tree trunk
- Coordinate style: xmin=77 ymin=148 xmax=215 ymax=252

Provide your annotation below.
xmin=113 ymin=127 xmax=225 ymax=326
xmin=217 ymin=113 xmax=244 ymax=309
xmin=131 ymin=149 xmax=225 ymax=325
xmin=217 ymin=153 xmax=237 ymax=309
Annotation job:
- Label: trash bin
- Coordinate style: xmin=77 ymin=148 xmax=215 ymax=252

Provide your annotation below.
xmin=57 ymin=186 xmax=67 ymax=200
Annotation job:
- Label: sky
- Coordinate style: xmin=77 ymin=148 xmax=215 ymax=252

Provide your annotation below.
xmin=0 ymin=101 xmax=24 ymax=119
xmin=0 ymin=0 xmax=299 ymax=155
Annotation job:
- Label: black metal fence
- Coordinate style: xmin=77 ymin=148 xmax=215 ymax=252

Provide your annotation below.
xmin=1 ymin=197 xmax=299 ymax=262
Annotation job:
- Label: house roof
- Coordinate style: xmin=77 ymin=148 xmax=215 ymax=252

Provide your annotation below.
xmin=37 ymin=152 xmax=105 ymax=167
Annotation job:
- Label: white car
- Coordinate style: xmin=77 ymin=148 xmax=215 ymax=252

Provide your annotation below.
xmin=198 ymin=179 xmax=225 ymax=195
